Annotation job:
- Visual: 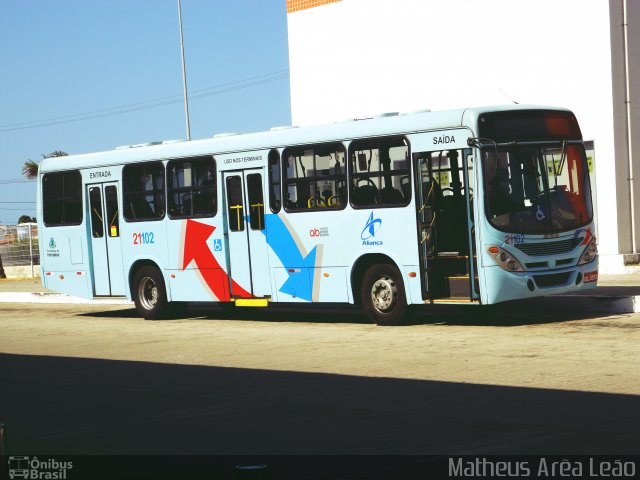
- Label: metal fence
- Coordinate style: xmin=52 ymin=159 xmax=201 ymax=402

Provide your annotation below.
xmin=0 ymin=223 xmax=39 ymax=278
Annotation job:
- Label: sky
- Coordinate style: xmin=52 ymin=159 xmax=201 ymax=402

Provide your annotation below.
xmin=0 ymin=0 xmax=292 ymax=225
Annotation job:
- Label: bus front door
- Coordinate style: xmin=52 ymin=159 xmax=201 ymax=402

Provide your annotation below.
xmin=413 ymin=147 xmax=478 ymax=301
xmin=87 ymin=182 xmax=126 ymax=296
xmin=222 ymin=169 xmax=271 ymax=299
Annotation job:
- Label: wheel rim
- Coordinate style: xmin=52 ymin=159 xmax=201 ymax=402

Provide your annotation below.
xmin=138 ymin=276 xmax=158 ymax=311
xmin=370 ymin=275 xmax=397 ymax=313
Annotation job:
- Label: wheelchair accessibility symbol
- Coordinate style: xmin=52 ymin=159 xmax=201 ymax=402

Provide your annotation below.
xmin=213 ymin=239 xmax=223 ymax=252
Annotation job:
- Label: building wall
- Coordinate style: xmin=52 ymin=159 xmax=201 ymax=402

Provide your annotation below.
xmin=610 ymin=0 xmax=640 ymax=257
xmin=287 ymin=0 xmax=631 ymax=260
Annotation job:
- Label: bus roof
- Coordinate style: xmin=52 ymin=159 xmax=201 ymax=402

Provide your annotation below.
xmin=38 ymin=104 xmax=571 ymax=173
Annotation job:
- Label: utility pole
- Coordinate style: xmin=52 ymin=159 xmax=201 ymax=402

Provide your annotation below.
xmin=178 ymin=0 xmax=191 ymax=141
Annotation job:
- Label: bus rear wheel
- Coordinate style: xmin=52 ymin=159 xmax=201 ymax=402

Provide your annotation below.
xmin=133 ymin=266 xmax=168 ymax=320
xmin=361 ymin=263 xmax=410 ymax=326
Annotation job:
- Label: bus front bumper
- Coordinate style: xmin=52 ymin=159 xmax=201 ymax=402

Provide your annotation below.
xmin=483 ymin=259 xmax=599 ymax=305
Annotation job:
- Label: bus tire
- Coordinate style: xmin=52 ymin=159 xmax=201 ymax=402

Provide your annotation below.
xmin=361 ymin=263 xmax=409 ymax=326
xmin=133 ymin=266 xmax=168 ymax=320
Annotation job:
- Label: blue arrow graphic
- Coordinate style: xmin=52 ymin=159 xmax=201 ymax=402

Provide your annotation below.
xmin=262 ymin=214 xmax=318 ymax=301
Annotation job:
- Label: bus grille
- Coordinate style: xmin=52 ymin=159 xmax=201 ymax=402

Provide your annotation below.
xmin=533 ymin=272 xmax=572 ymax=288
xmin=515 ymin=237 xmax=583 ymax=256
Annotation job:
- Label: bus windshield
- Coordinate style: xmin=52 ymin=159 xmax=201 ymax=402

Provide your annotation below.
xmin=483 ymin=142 xmax=593 ymax=234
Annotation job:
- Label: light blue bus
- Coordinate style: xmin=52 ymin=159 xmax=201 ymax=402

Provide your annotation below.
xmin=37 ymin=105 xmax=598 ymax=325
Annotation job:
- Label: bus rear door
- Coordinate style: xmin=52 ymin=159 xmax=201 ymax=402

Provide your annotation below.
xmin=222 ymin=169 xmax=271 ymax=299
xmin=87 ymin=182 xmax=126 ymax=296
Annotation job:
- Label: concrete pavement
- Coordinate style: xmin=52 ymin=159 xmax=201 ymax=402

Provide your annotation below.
xmin=0 ymin=277 xmax=132 ymax=305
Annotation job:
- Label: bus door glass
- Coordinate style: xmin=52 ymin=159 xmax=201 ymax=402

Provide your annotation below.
xmin=222 ymin=169 xmax=270 ymax=298
xmin=87 ymin=182 xmax=126 ymax=296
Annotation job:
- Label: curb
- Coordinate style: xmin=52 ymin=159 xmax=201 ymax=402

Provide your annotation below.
xmin=0 ymin=292 xmax=133 ymax=305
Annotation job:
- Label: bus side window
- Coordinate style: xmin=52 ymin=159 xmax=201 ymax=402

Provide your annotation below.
xmin=282 ymin=143 xmax=346 ymax=212
xmin=42 ymin=170 xmax=83 ymax=226
xmin=123 ymin=162 xmax=165 ymax=221
xmin=349 ymin=137 xmax=410 ymax=209
xmin=268 ymin=149 xmax=281 ymax=213
xmin=167 ymin=156 xmax=216 ymax=219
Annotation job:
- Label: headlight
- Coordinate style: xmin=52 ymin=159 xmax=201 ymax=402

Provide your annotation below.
xmin=578 ymin=237 xmax=598 ymax=265
xmin=487 ymin=246 xmax=524 ymax=272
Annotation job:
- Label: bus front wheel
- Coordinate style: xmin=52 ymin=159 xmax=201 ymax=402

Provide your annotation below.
xmin=133 ymin=266 xmax=168 ymax=320
xmin=361 ymin=263 xmax=410 ymax=326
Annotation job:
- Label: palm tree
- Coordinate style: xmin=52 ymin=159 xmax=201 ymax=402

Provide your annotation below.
xmin=22 ymin=159 xmax=39 ymax=180
xmin=22 ymin=150 xmax=68 ymax=179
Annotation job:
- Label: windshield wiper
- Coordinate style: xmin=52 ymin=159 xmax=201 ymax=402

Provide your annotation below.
xmin=551 ymin=140 xmax=567 ymax=189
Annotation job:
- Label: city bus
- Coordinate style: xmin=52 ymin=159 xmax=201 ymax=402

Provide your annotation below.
xmin=37 ymin=105 xmax=598 ymax=325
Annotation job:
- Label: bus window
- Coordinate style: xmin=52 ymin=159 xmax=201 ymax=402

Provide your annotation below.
xmin=167 ymin=156 xmax=216 ymax=219
xmin=349 ymin=137 xmax=410 ymax=208
xmin=282 ymin=143 xmax=346 ymax=211
xmin=123 ymin=162 xmax=165 ymax=221
xmin=268 ymin=149 xmax=281 ymax=213
xmin=89 ymin=187 xmax=104 ymax=238
xmin=42 ymin=170 xmax=82 ymax=226
xmin=247 ymin=173 xmax=265 ymax=230
xmin=226 ymin=175 xmax=244 ymax=231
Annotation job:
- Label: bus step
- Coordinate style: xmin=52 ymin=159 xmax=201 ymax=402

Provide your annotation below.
xmin=437 ymin=254 xmax=470 ymax=277
xmin=446 ymin=276 xmax=478 ymax=298
xmin=234 ymin=298 xmax=270 ymax=307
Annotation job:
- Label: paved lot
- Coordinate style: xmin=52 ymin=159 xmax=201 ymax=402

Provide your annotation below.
xmin=0 ymin=300 xmax=639 ymax=458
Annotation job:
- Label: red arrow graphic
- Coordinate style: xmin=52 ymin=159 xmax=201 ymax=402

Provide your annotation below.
xmin=182 ymin=219 xmax=252 ymax=300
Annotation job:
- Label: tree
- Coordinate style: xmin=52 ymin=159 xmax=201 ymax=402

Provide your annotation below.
xmin=18 ymin=215 xmax=36 ymax=224
xmin=22 ymin=150 xmax=68 ymax=179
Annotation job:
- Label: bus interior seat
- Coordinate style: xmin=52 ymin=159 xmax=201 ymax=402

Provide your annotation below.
xmin=128 ymin=198 xmax=155 ymax=219
xmin=380 ymin=186 xmax=404 ymax=204
xmin=401 ymin=182 xmax=411 ymax=199
xmin=182 ymin=198 xmax=192 ymax=216
xmin=353 ymin=184 xmax=378 ymax=205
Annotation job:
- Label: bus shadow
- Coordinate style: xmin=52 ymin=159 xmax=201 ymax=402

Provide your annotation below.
xmin=186 ymin=297 xmax=618 ymax=327
xmin=79 ymin=307 xmax=142 ymax=319
xmin=81 ymin=299 xmax=616 ymax=327
xmin=186 ymin=303 xmax=372 ymax=325
xmin=572 ymin=285 xmax=640 ymax=296
xmin=79 ymin=303 xmax=371 ymax=324
xmin=407 ymin=301 xmax=614 ymax=327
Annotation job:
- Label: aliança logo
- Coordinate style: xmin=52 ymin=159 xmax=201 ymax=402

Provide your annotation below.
xmin=361 ymin=212 xmax=383 ymax=246
xmin=49 ymin=238 xmax=56 ymax=249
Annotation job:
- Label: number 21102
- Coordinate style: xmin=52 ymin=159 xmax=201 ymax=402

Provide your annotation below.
xmin=133 ymin=232 xmax=155 ymax=245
